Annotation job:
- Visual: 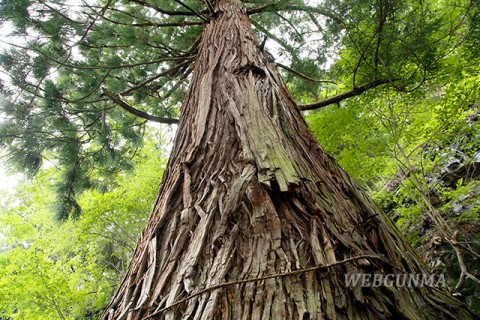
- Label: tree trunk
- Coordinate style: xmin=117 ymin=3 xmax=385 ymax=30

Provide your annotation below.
xmin=102 ymin=1 xmax=474 ymax=319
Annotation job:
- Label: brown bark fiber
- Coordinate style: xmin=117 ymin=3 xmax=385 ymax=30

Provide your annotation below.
xmin=102 ymin=0 xmax=475 ymax=319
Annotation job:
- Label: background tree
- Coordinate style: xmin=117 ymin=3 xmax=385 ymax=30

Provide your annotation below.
xmin=0 ymin=138 xmax=166 ymax=319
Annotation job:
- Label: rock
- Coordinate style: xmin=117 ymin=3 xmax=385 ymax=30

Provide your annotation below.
xmin=474 ymin=151 xmax=480 ymax=163
xmin=440 ymin=159 xmax=465 ymax=187
xmin=452 ymin=203 xmax=464 ymax=214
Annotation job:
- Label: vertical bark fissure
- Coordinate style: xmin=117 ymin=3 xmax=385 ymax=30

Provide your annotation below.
xmin=102 ymin=0 xmax=475 ymax=319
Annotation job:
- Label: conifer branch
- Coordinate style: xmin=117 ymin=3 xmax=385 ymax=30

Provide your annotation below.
xmin=128 ymin=0 xmax=197 ymax=16
xmin=150 ymin=66 xmax=193 ymax=97
xmin=79 ymin=0 xmax=113 ymax=44
xmin=121 ymin=60 xmax=193 ymax=95
xmin=103 ymin=90 xmax=179 ymax=124
xmin=172 ymin=0 xmax=208 ymax=21
xmin=204 ymin=0 xmax=215 ymax=14
xmin=0 ymin=39 xmax=191 ymax=71
xmin=38 ymin=0 xmax=87 ymax=24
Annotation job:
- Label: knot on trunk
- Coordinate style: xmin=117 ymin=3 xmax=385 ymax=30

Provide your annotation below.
xmin=234 ymin=63 xmax=266 ymax=78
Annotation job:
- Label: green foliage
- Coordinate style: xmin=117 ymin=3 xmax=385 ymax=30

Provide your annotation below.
xmin=306 ymin=5 xmax=480 ymax=309
xmin=0 ymin=140 xmax=166 ymax=319
xmin=0 ymin=0 xmax=195 ymax=217
xmin=305 ymin=94 xmax=394 ymax=185
xmin=443 ymin=181 xmax=480 ymax=222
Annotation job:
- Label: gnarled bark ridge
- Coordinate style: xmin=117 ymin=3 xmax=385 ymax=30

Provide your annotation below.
xmin=102 ymin=1 xmax=474 ymax=319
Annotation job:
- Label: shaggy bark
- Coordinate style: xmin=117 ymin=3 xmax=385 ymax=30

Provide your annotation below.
xmin=102 ymin=1 xmax=475 ymax=319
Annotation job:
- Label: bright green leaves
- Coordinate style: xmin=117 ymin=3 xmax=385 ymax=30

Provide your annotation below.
xmin=0 ymin=140 xmax=166 ymax=319
xmin=306 ymin=91 xmax=393 ymax=185
xmin=464 ymin=0 xmax=480 ymax=57
xmin=0 ymin=180 xmax=97 ymax=319
xmin=319 ymin=0 xmax=476 ymax=94
xmin=305 ymin=0 xmax=480 ymax=190
xmin=308 ymin=66 xmax=479 ymax=187
xmin=307 ymin=32 xmax=480 ymax=311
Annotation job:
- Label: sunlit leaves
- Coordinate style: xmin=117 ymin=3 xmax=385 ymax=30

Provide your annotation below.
xmin=0 ymin=140 xmax=166 ymax=318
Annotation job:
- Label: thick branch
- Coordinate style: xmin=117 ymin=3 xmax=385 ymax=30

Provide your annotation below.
xmin=103 ymin=90 xmax=179 ymax=124
xmin=298 ymin=78 xmax=394 ymax=111
xmin=121 ymin=59 xmax=193 ymax=95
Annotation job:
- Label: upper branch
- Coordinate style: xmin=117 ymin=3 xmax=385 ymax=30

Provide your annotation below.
xmin=121 ymin=59 xmax=193 ymax=95
xmin=250 ymin=20 xmax=296 ymax=55
xmin=171 ymin=0 xmax=208 ymax=21
xmin=298 ymin=79 xmax=394 ymax=111
xmin=128 ymin=0 xmax=198 ymax=16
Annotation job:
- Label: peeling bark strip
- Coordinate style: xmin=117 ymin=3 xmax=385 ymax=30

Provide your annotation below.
xmin=102 ymin=0 xmax=474 ymax=319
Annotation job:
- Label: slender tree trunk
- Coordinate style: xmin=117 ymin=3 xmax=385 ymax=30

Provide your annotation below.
xmin=102 ymin=1 xmax=475 ymax=319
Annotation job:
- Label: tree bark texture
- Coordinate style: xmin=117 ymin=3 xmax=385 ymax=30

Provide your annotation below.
xmin=102 ymin=0 xmax=475 ymax=319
